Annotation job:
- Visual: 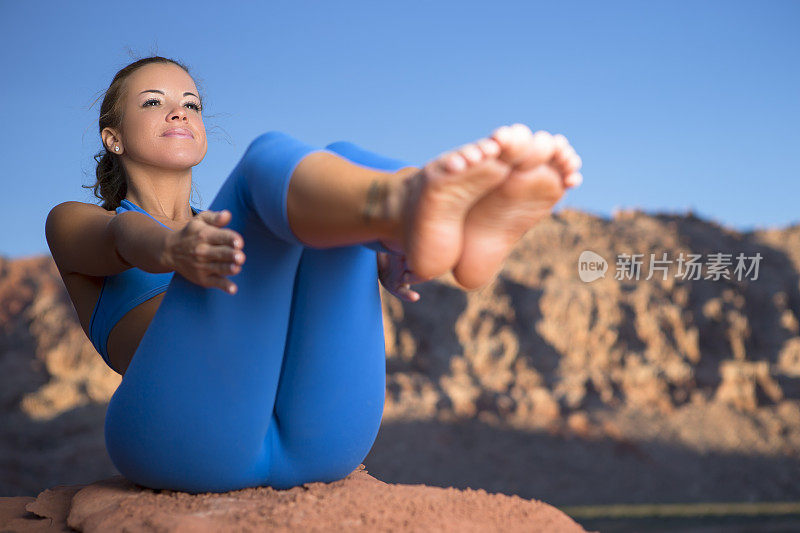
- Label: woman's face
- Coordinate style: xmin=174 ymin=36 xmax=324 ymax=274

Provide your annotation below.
xmin=110 ymin=62 xmax=208 ymax=170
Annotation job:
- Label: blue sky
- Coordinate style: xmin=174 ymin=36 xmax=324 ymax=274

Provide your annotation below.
xmin=1 ymin=0 xmax=798 ymax=258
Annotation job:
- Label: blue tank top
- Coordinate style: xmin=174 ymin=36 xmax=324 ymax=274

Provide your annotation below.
xmin=89 ymin=199 xmax=200 ymax=369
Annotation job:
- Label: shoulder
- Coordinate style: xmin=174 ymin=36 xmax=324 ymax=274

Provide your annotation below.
xmin=47 ymin=202 xmax=113 ymax=235
xmin=50 ymin=201 xmax=108 ymax=234
xmin=45 ymin=201 xmax=127 ymax=278
xmin=49 ymin=201 xmax=113 ymax=217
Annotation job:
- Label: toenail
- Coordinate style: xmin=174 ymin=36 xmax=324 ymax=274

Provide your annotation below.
xmin=567 ymin=172 xmax=583 ymax=187
xmin=493 ymin=127 xmax=511 ymax=142
xmin=461 ymin=145 xmax=481 ymax=162
xmin=448 ymin=154 xmax=466 ymax=171
xmin=535 ymin=130 xmax=553 ymax=142
xmin=550 ymin=133 xmax=566 ymax=148
xmin=512 ymin=123 xmax=531 ymax=136
xmin=478 ymin=138 xmax=500 ymax=155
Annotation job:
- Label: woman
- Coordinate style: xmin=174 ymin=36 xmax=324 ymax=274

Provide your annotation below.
xmin=45 ymin=56 xmax=582 ymax=493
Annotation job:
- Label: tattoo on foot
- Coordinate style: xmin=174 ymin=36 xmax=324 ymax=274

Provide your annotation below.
xmin=362 ymin=179 xmax=390 ymax=224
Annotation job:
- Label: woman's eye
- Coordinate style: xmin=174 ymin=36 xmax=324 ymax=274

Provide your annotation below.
xmin=142 ymin=99 xmax=202 ymax=111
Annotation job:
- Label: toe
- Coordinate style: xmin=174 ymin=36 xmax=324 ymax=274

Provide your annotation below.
xmin=550 ymin=135 xmax=569 ymax=160
xmin=569 ymin=154 xmax=583 ymax=172
xmin=458 ymin=143 xmax=484 ymax=165
xmin=493 ymin=124 xmax=556 ymax=169
xmin=563 ymin=147 xmax=580 ymax=174
xmin=553 ymin=134 xmax=569 ymax=151
xmin=528 ymin=130 xmax=556 ymax=163
xmin=492 ymin=125 xmax=514 ymax=145
xmin=510 ymin=123 xmax=534 ymax=138
xmin=570 ymin=151 xmax=582 ymax=171
xmin=476 ymin=137 xmax=501 ymax=157
xmin=551 ymin=150 xmax=571 ymax=176
xmin=509 ymin=124 xmax=534 ymax=147
xmin=442 ymin=152 xmax=467 ymax=172
xmin=550 ymin=136 xmax=575 ymax=173
xmin=565 ymin=172 xmax=583 ymax=188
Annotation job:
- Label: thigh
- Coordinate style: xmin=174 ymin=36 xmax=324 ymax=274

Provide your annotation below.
xmin=266 ymin=244 xmax=386 ymax=485
xmin=265 ymin=139 xmax=415 ymax=483
xmin=276 ymin=138 xmax=414 ymax=450
xmin=105 ymin=156 xmax=306 ymax=492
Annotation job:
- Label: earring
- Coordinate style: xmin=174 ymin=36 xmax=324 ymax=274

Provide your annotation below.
xmin=114 ymin=146 xmax=120 ymax=152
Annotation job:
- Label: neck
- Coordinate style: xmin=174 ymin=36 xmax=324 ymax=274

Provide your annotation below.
xmin=124 ymin=171 xmax=194 ymax=221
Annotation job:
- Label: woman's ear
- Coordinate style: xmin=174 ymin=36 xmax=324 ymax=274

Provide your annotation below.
xmin=101 ymin=127 xmax=122 ymax=152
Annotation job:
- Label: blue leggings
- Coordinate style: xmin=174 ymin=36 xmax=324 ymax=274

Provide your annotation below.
xmin=104 ymin=131 xmax=413 ymax=493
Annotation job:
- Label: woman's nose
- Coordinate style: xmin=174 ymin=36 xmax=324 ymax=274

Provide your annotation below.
xmin=169 ymin=105 xmax=188 ymax=121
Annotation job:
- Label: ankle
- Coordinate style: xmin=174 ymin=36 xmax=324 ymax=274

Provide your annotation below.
xmin=379 ymin=167 xmax=420 ymax=253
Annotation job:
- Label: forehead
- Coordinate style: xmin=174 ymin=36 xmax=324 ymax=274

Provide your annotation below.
xmin=126 ymin=63 xmax=197 ymax=94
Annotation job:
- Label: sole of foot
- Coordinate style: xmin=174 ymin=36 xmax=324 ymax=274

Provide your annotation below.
xmin=451 ymin=123 xmax=583 ymax=290
xmin=397 ymin=132 xmax=513 ymax=281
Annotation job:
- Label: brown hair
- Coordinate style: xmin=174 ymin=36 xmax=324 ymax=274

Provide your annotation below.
xmin=83 ymin=56 xmax=203 ymax=211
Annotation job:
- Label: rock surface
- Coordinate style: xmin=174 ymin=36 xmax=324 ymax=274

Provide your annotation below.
xmin=1 ymin=466 xmax=587 ymax=532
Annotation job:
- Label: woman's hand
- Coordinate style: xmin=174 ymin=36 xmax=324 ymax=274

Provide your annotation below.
xmin=163 ymin=209 xmax=246 ymax=294
xmin=376 ymin=251 xmax=425 ymax=302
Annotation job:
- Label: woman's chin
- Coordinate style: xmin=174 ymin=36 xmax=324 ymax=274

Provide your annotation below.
xmin=149 ymin=154 xmax=204 ymax=170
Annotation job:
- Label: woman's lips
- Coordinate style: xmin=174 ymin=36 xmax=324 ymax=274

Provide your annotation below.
xmin=162 ymin=128 xmax=194 ymax=138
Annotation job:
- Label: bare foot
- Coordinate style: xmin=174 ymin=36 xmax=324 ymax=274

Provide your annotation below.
xmin=390 ymin=136 xmax=511 ymax=281
xmin=451 ymin=124 xmax=583 ymax=290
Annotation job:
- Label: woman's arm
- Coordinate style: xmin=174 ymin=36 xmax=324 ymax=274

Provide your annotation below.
xmin=110 ymin=211 xmax=175 ymax=273
xmin=45 ymin=202 xmax=136 ymax=277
